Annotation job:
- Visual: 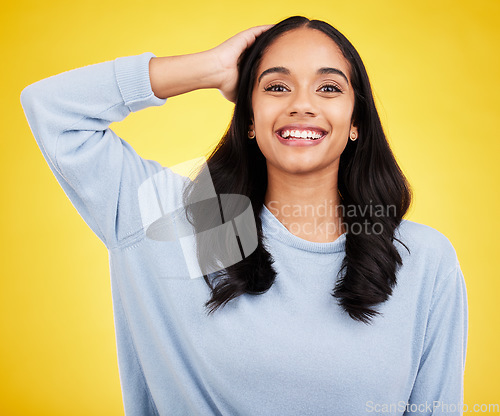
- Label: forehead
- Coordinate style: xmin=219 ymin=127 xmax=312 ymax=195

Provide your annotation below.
xmin=257 ymin=27 xmax=351 ymax=80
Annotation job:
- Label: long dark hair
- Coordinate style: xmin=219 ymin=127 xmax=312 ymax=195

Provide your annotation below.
xmin=182 ymin=16 xmax=412 ymax=324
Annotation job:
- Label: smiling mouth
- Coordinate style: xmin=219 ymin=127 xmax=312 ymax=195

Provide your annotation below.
xmin=276 ymin=128 xmax=327 ymax=140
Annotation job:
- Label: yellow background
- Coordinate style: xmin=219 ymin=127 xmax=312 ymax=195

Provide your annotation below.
xmin=2 ymin=0 xmax=499 ymax=414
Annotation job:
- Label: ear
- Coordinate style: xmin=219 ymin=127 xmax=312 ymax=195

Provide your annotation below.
xmin=350 ymin=123 xmax=358 ymax=136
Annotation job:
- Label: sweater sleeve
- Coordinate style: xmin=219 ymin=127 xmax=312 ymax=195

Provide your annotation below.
xmin=405 ymin=260 xmax=468 ymax=415
xmin=20 ymin=52 xmax=167 ymax=249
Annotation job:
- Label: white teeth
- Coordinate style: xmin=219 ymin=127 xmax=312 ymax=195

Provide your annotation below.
xmin=279 ymin=129 xmax=324 ymax=140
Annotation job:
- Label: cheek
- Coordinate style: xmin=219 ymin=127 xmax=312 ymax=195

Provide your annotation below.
xmin=327 ymin=101 xmax=355 ymax=127
xmin=252 ymin=105 xmax=268 ymax=132
xmin=252 ymin=100 xmax=281 ymax=132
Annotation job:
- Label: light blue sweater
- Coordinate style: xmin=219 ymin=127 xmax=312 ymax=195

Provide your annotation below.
xmin=21 ymin=52 xmax=468 ymax=416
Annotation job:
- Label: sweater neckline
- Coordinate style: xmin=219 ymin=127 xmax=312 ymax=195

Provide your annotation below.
xmin=260 ymin=204 xmax=346 ymax=254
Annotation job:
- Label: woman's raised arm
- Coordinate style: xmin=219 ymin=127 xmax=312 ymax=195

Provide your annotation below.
xmin=20 ymin=53 xmax=168 ymax=248
xmin=20 ymin=26 xmax=271 ymax=249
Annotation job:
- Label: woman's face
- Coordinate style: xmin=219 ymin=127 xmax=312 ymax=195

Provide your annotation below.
xmin=251 ymin=27 xmax=357 ymax=176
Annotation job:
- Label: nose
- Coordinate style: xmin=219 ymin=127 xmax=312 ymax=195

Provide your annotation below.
xmin=287 ymin=88 xmax=317 ymax=117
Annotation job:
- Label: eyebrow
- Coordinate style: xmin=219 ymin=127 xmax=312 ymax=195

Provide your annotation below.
xmin=317 ymin=67 xmax=349 ymax=85
xmin=257 ymin=66 xmax=350 ymax=85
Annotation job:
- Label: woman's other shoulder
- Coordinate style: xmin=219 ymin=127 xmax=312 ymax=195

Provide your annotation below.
xmin=395 ymin=218 xmax=459 ymax=267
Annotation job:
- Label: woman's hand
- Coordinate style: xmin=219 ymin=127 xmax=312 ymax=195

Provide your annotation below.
xmin=209 ymin=25 xmax=273 ymax=102
xmin=149 ymin=25 xmax=272 ymax=102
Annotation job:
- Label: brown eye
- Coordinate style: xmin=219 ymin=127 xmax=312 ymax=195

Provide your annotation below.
xmin=318 ymin=84 xmax=341 ymax=93
xmin=264 ymin=84 xmax=289 ymax=92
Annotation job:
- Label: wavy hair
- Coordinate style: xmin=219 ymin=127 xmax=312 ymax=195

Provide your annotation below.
xmin=182 ymin=16 xmax=412 ymax=324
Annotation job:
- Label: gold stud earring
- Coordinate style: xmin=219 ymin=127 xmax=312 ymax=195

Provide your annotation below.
xmin=248 ymin=129 xmax=256 ymax=139
xmin=349 ymin=131 xmax=358 ymax=141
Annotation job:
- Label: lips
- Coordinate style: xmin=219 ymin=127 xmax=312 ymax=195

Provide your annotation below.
xmin=275 ymin=124 xmax=328 ymax=141
xmin=273 ymin=126 xmax=328 ymax=147
xmin=274 ymin=124 xmax=328 ymax=147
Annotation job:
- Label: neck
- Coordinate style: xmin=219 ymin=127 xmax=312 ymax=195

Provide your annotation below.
xmin=264 ymin=165 xmax=345 ymax=243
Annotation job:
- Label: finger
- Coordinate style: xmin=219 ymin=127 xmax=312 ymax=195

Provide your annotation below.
xmin=246 ymin=24 xmax=274 ymax=37
xmin=239 ymin=24 xmax=273 ymax=48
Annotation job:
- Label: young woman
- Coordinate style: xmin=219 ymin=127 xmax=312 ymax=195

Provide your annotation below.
xmin=21 ymin=16 xmax=467 ymax=416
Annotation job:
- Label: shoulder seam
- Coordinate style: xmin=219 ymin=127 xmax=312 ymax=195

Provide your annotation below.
xmin=428 ymin=260 xmax=460 ymax=315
